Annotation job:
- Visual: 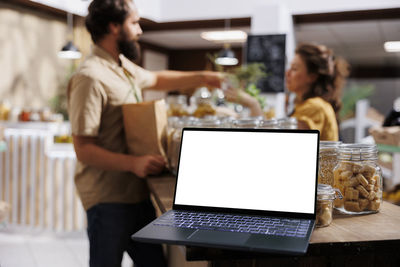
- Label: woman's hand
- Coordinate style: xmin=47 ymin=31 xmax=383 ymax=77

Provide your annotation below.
xmin=202 ymin=71 xmax=225 ymax=88
xmin=223 ymin=87 xmax=263 ymax=117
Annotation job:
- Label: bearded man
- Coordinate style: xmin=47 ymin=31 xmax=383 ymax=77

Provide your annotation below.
xmin=67 ymin=1 xmax=222 ymax=266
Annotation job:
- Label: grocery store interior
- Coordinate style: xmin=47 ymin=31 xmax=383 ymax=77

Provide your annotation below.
xmin=0 ymin=0 xmax=399 ymax=266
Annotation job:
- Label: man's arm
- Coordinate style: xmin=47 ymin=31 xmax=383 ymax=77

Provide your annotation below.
xmin=147 ymin=70 xmax=223 ymax=92
xmin=73 ymin=135 xmax=165 ymax=178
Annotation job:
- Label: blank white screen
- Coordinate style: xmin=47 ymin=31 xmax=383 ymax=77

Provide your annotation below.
xmin=174 ymin=130 xmax=318 ymax=214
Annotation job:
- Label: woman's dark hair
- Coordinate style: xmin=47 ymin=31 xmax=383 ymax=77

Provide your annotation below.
xmin=295 ymin=43 xmax=350 ymax=122
xmin=85 ymin=0 xmax=132 ymax=43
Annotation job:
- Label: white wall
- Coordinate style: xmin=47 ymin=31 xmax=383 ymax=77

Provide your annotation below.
xmin=142 ymin=49 xmax=168 ymax=101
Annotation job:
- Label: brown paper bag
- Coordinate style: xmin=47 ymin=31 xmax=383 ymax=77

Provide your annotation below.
xmin=122 ymin=99 xmax=168 ymax=159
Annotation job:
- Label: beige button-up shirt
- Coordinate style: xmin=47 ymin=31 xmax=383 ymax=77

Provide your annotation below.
xmin=67 ymin=45 xmax=156 ymax=210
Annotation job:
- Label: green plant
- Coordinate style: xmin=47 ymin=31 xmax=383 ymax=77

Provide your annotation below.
xmin=227 ymin=63 xmax=268 ymax=109
xmin=340 ymin=84 xmax=375 ymax=120
xmin=50 ymin=63 xmax=77 ymax=120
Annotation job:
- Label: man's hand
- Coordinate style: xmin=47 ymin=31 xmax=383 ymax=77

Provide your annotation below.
xmin=73 ymin=135 xmax=166 ymax=178
xmin=202 ymin=71 xmax=225 ymax=88
xmin=129 ymin=154 xmax=166 ymax=178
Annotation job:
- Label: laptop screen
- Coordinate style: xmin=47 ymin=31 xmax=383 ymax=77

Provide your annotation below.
xmin=174 ymin=129 xmax=319 ymax=215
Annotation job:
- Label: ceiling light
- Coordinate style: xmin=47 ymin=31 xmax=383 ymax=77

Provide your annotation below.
xmin=215 ymin=45 xmax=238 ymax=66
xmin=58 ymin=12 xmax=81 ymax=59
xmin=58 ymin=41 xmax=82 ymax=59
xmin=201 ymin=30 xmax=247 ymax=43
xmin=384 ymin=41 xmax=400 ymax=53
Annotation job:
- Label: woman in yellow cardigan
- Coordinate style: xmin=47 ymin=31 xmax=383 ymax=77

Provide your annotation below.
xmin=225 ymin=43 xmax=349 ymax=141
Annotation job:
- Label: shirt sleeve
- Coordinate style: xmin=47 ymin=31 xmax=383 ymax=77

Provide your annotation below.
xmin=67 ymin=74 xmax=107 ymax=136
xmin=292 ymin=101 xmax=325 ymax=132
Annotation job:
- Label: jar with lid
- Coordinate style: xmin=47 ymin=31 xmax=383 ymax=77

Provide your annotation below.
xmin=192 ymin=87 xmax=216 ymax=118
xmin=318 ymin=141 xmax=341 ymax=186
xmin=167 ymin=117 xmax=199 ymax=175
xmin=316 ymin=184 xmax=342 ymax=227
xmin=166 ymin=95 xmax=189 ymax=117
xmin=333 ymin=144 xmax=382 ymax=214
xmin=277 ymin=117 xmax=298 ymax=129
xmin=195 ymin=118 xmax=221 ymax=128
xmin=258 ymin=119 xmax=278 ymax=129
xmin=232 ymin=118 xmax=260 ymax=128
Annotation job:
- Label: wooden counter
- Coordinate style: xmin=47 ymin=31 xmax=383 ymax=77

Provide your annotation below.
xmin=147 ymin=175 xmax=400 ymax=266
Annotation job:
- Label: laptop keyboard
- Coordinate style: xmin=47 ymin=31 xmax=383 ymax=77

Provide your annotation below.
xmin=154 ymin=211 xmax=310 ymax=238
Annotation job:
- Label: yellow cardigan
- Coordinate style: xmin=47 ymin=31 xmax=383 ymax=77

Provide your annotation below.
xmin=292 ymin=97 xmax=339 ymax=141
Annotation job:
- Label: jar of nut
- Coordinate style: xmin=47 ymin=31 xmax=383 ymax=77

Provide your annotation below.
xmin=317 ymin=184 xmax=342 ymax=227
xmin=333 ymin=144 xmax=382 ymax=214
xmin=318 ymin=141 xmax=341 ymax=186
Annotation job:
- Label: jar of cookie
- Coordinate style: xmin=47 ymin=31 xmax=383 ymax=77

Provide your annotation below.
xmin=333 ymin=144 xmax=382 ymax=214
xmin=316 ymin=184 xmax=342 ymax=227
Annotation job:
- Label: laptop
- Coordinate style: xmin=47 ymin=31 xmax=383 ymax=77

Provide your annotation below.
xmin=132 ymin=128 xmax=319 ymax=255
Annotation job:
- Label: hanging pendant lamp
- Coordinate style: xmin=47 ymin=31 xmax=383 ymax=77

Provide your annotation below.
xmin=58 ymin=12 xmax=81 ymax=59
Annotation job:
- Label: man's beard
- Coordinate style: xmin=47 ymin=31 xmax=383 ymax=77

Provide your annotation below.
xmin=117 ymin=31 xmax=140 ymax=61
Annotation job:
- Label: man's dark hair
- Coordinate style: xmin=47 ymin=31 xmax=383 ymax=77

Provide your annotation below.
xmin=85 ymin=0 xmax=132 ymax=43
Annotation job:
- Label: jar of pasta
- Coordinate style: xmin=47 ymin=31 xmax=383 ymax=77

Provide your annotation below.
xmin=333 ymin=144 xmax=382 ymax=214
xmin=318 ymin=141 xmax=341 ymax=186
xmin=316 ymin=184 xmax=342 ymax=227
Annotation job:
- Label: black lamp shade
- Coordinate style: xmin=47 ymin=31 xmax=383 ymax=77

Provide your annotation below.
xmin=215 ymin=47 xmax=238 ymax=66
xmin=58 ymin=41 xmax=82 ymax=59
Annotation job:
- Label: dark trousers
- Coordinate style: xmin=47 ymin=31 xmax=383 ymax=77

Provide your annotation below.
xmin=86 ymin=200 xmax=167 ymax=267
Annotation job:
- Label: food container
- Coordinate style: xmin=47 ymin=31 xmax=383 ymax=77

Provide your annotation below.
xmin=316 ymin=184 xmax=342 ymax=227
xmin=258 ymin=119 xmax=279 ymax=129
xmin=333 ymin=144 xmax=382 ymax=214
xmin=277 ymin=117 xmax=298 ymax=129
xmin=166 ymin=95 xmax=189 ymax=117
xmin=167 ymin=117 xmax=199 ymax=175
xmin=318 ymin=141 xmax=341 ymax=186
xmin=195 ymin=118 xmax=222 ymax=128
xmin=232 ymin=118 xmax=260 ymax=128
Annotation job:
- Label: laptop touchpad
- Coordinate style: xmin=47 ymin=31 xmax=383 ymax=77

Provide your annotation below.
xmin=188 ymin=230 xmax=249 ymax=244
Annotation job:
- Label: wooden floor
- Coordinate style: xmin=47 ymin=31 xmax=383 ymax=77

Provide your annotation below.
xmin=0 ymin=226 xmax=133 ymax=267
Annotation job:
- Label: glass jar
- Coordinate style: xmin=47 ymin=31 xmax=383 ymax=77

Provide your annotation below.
xmin=333 ymin=144 xmax=382 ymax=214
xmin=318 ymin=141 xmax=341 ymax=186
xmin=167 ymin=117 xmax=199 ymax=175
xmin=277 ymin=117 xmax=298 ymax=129
xmin=195 ymin=118 xmax=222 ymax=128
xmin=166 ymin=95 xmax=189 ymax=117
xmin=316 ymin=184 xmax=342 ymax=227
xmin=258 ymin=119 xmax=279 ymax=129
xmin=232 ymin=118 xmax=260 ymax=128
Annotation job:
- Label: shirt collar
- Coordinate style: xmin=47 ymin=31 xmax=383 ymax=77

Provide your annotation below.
xmin=91 ymin=44 xmax=120 ymax=69
xmin=91 ymin=44 xmax=137 ymax=78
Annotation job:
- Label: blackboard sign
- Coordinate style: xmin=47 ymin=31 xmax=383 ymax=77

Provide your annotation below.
xmin=246 ymin=34 xmax=286 ymax=93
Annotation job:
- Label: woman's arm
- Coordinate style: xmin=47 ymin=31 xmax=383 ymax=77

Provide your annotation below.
xmin=224 ymin=87 xmax=263 ymax=117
